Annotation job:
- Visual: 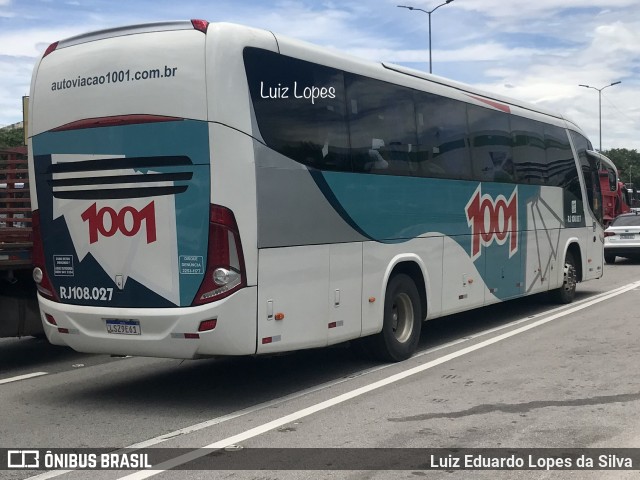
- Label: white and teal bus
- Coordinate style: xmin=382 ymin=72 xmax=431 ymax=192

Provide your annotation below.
xmin=28 ymin=20 xmax=604 ymax=362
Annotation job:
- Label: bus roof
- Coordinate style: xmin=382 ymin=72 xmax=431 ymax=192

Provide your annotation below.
xmin=50 ymin=20 xmax=200 ymax=53
xmin=38 ymin=20 xmax=585 ymax=136
xmin=382 ymin=62 xmax=563 ymax=121
xmin=268 ymin=24 xmax=582 ymax=131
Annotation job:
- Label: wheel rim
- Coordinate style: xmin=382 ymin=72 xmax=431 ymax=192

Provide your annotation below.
xmin=563 ymin=263 xmax=576 ymax=293
xmin=391 ymin=292 xmax=414 ymax=343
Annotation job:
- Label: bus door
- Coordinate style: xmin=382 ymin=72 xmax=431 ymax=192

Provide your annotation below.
xmin=579 ymin=147 xmax=604 ymax=279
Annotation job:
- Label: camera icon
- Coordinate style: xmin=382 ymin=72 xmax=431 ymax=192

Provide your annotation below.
xmin=7 ymin=450 xmax=40 ymax=469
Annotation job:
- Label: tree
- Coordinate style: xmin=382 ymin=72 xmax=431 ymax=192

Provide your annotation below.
xmin=602 ymin=148 xmax=640 ymax=187
xmin=0 ymin=127 xmax=25 ymax=148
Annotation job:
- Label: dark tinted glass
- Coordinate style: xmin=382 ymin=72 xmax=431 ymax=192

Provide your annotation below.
xmin=600 ymin=165 xmax=616 ymax=192
xmin=545 ymin=125 xmax=577 ymax=188
xmin=345 ymin=74 xmax=418 ymax=176
xmin=467 ymin=105 xmax=514 ymax=183
xmin=571 ymin=131 xmax=602 ymax=224
xmin=510 ymin=116 xmax=546 ymax=184
xmin=414 ymin=93 xmax=472 ymax=180
xmin=611 ymin=214 xmax=640 ymax=227
xmin=244 ymin=48 xmax=351 ymax=171
xmin=608 ymin=171 xmax=616 ymax=191
xmin=244 ymin=47 xmax=590 ymax=199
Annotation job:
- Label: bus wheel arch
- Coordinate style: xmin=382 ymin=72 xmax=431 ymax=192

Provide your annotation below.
xmin=565 ymin=242 xmax=583 ymax=282
xmin=388 ymin=261 xmax=427 ymax=322
xmin=552 ymin=242 xmax=581 ymax=304
xmin=371 ymin=260 xmax=427 ymax=362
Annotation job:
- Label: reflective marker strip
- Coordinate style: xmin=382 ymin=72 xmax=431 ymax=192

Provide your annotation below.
xmin=261 ymin=335 xmax=282 ymax=344
xmin=170 ymin=333 xmax=200 ymax=339
xmin=58 ymin=328 xmax=79 ymax=334
xmin=0 ymin=372 xmax=48 ymax=385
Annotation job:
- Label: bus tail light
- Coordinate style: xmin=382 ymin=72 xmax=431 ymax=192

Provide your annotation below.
xmin=43 ymin=41 xmax=59 ymax=58
xmin=192 ymin=205 xmax=246 ymax=305
xmin=191 ymin=19 xmax=209 ymax=33
xmin=32 ymin=210 xmax=60 ymax=302
xmin=198 ymin=319 xmax=217 ymax=332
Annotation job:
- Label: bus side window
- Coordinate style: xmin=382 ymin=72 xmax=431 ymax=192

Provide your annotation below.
xmin=467 ymin=105 xmax=514 ymax=184
xmin=415 ymin=92 xmax=472 ymax=180
xmin=511 ymin=116 xmax=546 ymax=184
xmin=571 ymin=131 xmax=603 ymax=225
xmin=346 ymin=74 xmax=417 ymax=176
xmin=243 ymin=48 xmax=351 ymax=172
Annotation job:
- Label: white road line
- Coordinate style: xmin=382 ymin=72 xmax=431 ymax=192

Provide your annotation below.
xmin=0 ymin=372 xmax=48 ymax=385
xmin=24 ymin=282 xmax=638 ymax=480
xmin=116 ymin=280 xmax=640 ymax=479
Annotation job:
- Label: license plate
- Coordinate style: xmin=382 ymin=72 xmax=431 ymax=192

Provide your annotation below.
xmin=620 ymin=234 xmax=635 ymax=239
xmin=105 ymin=319 xmax=141 ymax=335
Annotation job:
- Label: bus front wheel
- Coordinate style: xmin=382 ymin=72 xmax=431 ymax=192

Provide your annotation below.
xmin=552 ymin=251 xmax=577 ymax=304
xmin=370 ymin=273 xmax=422 ymax=362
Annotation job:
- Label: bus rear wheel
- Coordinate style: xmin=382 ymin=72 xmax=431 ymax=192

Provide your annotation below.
xmin=370 ymin=273 xmax=422 ymax=362
xmin=552 ymin=251 xmax=577 ymax=304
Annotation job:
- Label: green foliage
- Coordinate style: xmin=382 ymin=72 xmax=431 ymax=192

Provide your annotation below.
xmin=603 ymin=148 xmax=640 ymax=187
xmin=0 ymin=127 xmax=25 ymax=148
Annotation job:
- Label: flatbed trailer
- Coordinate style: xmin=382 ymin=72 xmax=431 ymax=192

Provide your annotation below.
xmin=0 ymin=146 xmax=42 ymax=338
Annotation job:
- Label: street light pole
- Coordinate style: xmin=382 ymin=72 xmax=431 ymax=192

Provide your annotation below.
xmin=579 ymin=81 xmax=621 ymax=152
xmin=398 ymin=1 xmax=454 ymax=74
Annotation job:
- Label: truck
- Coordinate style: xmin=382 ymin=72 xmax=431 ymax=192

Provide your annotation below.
xmin=625 ymin=183 xmax=640 ymax=209
xmin=0 ymin=145 xmax=43 ymax=337
xmin=596 ymin=152 xmax=631 ymax=226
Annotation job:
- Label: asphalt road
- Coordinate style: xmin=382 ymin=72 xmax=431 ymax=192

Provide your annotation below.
xmin=1 ymin=259 xmax=640 ymax=480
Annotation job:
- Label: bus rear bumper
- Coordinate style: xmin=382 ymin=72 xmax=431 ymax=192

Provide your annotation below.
xmin=37 ymin=287 xmax=257 ymax=359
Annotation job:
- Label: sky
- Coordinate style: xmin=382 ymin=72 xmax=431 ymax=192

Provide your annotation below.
xmin=1 ymin=0 xmax=639 ymax=151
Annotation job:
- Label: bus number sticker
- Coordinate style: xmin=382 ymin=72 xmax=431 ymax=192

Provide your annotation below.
xmin=466 ymin=186 xmax=518 ymax=260
xmin=60 ymin=286 xmax=114 ymax=302
xmin=81 ymin=201 xmax=157 ymax=244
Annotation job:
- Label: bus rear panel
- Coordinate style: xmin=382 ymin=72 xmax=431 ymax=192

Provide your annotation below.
xmin=30 ymin=21 xmax=257 ymax=357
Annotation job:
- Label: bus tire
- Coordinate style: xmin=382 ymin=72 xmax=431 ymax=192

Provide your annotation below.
xmin=370 ymin=273 xmax=421 ymax=362
xmin=604 ymin=253 xmax=616 ymax=264
xmin=552 ymin=251 xmax=577 ymax=304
